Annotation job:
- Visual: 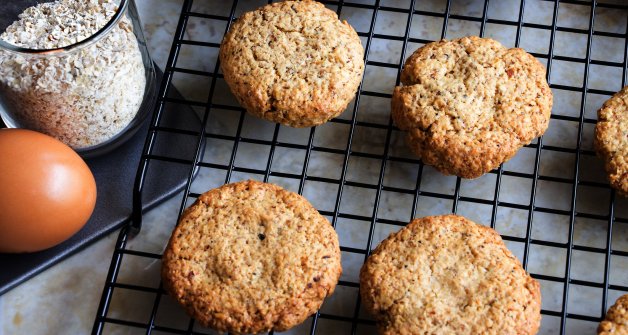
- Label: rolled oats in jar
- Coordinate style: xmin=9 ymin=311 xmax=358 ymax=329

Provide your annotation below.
xmin=0 ymin=0 xmax=155 ymax=155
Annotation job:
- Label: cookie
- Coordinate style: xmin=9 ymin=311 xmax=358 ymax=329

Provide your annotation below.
xmin=219 ymin=0 xmax=364 ymax=127
xmin=161 ymin=180 xmax=341 ymax=334
xmin=599 ymin=294 xmax=628 ymax=335
xmin=392 ymin=36 xmax=552 ymax=178
xmin=360 ymin=215 xmax=541 ymax=335
xmin=594 ymin=86 xmax=628 ymax=196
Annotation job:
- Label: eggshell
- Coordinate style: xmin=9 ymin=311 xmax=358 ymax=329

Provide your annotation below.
xmin=0 ymin=129 xmax=97 ymax=253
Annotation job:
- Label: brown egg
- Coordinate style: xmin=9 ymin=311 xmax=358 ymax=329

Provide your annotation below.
xmin=0 ymin=129 xmax=97 ymax=253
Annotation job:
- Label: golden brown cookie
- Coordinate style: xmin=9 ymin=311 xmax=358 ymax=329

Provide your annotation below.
xmin=595 ymin=86 xmax=628 ymax=196
xmin=599 ymin=294 xmax=628 ymax=335
xmin=219 ymin=0 xmax=364 ymax=127
xmin=360 ymin=215 xmax=541 ymax=335
xmin=392 ymin=36 xmax=552 ymax=178
xmin=161 ymin=180 xmax=341 ymax=334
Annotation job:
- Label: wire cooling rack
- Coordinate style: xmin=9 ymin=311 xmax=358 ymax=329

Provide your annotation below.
xmin=93 ymin=0 xmax=628 ymax=334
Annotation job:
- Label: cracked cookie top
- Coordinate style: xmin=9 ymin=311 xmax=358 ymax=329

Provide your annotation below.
xmin=162 ymin=180 xmax=341 ymax=334
xmin=219 ymin=0 xmax=364 ymax=127
xmin=359 ymin=215 xmax=542 ymax=335
xmin=392 ymin=36 xmax=552 ymax=178
xmin=595 ymin=86 xmax=628 ymax=196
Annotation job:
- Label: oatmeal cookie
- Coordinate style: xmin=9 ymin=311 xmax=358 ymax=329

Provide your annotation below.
xmin=360 ymin=215 xmax=541 ymax=335
xmin=392 ymin=36 xmax=552 ymax=178
xmin=595 ymin=86 xmax=628 ymax=196
xmin=599 ymin=294 xmax=628 ymax=335
xmin=161 ymin=180 xmax=341 ymax=334
xmin=219 ymin=0 xmax=364 ymax=127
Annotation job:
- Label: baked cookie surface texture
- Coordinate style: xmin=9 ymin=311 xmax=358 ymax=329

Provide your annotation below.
xmin=392 ymin=36 xmax=553 ymax=178
xmin=599 ymin=294 xmax=628 ymax=335
xmin=359 ymin=215 xmax=541 ymax=335
xmin=162 ymin=180 xmax=342 ymax=334
xmin=595 ymin=86 xmax=628 ymax=196
xmin=219 ymin=0 xmax=364 ymax=127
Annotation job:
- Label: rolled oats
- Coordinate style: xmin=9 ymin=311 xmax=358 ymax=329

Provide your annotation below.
xmin=0 ymin=0 xmax=146 ymax=148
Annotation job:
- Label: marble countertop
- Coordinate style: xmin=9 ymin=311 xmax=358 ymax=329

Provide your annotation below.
xmin=1 ymin=1 xmax=627 ymax=334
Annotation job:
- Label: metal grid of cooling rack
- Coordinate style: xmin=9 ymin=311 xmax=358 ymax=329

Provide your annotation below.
xmin=93 ymin=0 xmax=628 ymax=334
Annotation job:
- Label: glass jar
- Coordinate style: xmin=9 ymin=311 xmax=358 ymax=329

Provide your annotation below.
xmin=0 ymin=0 xmax=155 ymax=157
